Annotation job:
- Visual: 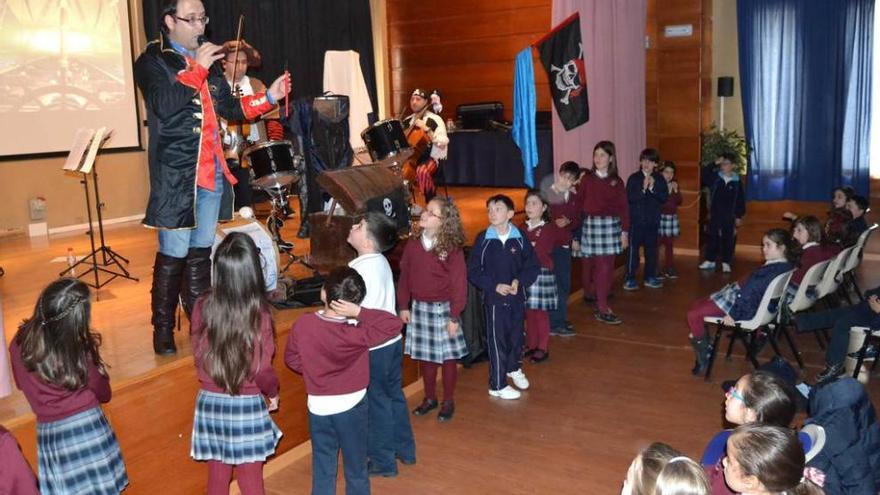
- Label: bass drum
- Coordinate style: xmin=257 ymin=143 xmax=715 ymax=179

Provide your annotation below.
xmin=242 ymin=140 xmax=300 ymax=189
xmin=361 ymin=119 xmax=413 ymax=163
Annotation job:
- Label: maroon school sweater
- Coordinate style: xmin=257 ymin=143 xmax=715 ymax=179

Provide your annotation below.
xmin=0 ymin=426 xmax=39 ymax=495
xmin=545 ymin=184 xmax=582 ymax=243
xmin=9 ymin=339 xmax=111 ymax=423
xmin=285 ymin=308 xmax=403 ymax=396
xmin=661 ymin=187 xmax=683 ymax=214
xmin=190 ymin=297 xmax=279 ymax=397
xmin=791 ymin=243 xmax=837 ymax=286
xmin=396 ymin=238 xmax=467 ymax=317
xmin=579 ymin=171 xmax=630 ymax=230
xmin=521 ymin=221 xmax=567 ymax=270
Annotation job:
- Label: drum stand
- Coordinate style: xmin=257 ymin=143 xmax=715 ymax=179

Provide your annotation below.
xmin=263 ymin=185 xmax=314 ymax=274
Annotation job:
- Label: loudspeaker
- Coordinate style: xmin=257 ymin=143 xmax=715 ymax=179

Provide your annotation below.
xmin=717 ymin=77 xmax=734 ymax=97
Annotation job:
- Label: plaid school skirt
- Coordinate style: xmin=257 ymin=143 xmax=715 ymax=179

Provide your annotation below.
xmin=710 ymin=283 xmax=741 ymax=314
xmin=659 ymin=214 xmax=680 ymax=237
xmin=191 ymin=390 xmax=282 ymax=465
xmin=37 ymin=406 xmax=128 ymax=495
xmin=575 ymin=216 xmax=622 ymax=258
xmin=404 ymin=300 xmax=469 ymax=363
xmin=526 ymin=268 xmax=559 ymax=311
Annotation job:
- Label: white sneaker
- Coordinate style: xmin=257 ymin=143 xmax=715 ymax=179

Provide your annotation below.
xmin=722 ymin=262 xmax=732 ymax=273
xmin=507 ymin=369 xmax=530 ymax=390
xmin=488 ymin=386 xmax=521 ymax=400
xmin=698 ymin=261 xmax=716 ymax=270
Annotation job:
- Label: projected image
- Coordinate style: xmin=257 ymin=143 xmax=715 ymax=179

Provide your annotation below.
xmin=0 ymin=0 xmax=140 ymax=156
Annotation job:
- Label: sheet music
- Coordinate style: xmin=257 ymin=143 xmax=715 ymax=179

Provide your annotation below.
xmin=79 ymin=126 xmax=108 ymax=174
xmin=63 ymin=128 xmax=94 ymax=171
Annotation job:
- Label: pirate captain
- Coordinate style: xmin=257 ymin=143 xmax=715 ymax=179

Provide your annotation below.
xmin=402 ymin=88 xmax=449 ymax=204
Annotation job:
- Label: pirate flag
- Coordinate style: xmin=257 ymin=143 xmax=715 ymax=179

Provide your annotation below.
xmin=535 ymin=13 xmax=589 ymax=130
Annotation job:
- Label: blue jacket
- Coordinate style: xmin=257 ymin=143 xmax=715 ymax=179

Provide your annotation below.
xmin=806 ymin=378 xmax=880 ymax=495
xmin=626 ymin=170 xmax=668 ymax=227
xmin=467 ymin=225 xmax=540 ymax=307
xmin=729 ymin=261 xmax=793 ymax=321
xmin=702 ymin=168 xmax=746 ymax=226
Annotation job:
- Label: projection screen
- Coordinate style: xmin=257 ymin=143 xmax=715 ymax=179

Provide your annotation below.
xmin=0 ymin=0 xmax=141 ymax=158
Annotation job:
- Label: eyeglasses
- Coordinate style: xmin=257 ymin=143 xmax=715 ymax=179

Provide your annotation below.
xmin=175 ymin=15 xmax=209 ymax=25
xmin=726 ymin=388 xmax=745 ymax=403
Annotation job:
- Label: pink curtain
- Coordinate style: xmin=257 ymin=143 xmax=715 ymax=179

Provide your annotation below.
xmin=550 ymin=0 xmax=646 ymax=179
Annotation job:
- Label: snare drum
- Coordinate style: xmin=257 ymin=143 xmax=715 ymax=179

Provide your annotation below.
xmin=241 ymin=140 xmax=299 ymax=189
xmin=361 ymin=119 xmax=412 ymax=162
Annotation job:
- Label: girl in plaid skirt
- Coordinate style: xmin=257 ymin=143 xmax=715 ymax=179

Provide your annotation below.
xmin=658 ymin=161 xmax=683 ymax=279
xmin=522 ymin=189 xmax=567 ymax=363
xmin=10 ymin=278 xmax=128 ymax=494
xmin=576 ymin=141 xmax=630 ymax=325
xmin=399 ymin=197 xmax=468 ymax=422
xmin=189 ymin=233 xmax=282 ymax=494
xmin=685 ymin=229 xmax=797 ymax=375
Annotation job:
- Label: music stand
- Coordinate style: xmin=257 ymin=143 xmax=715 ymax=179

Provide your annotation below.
xmin=59 ymin=127 xmax=139 ymax=291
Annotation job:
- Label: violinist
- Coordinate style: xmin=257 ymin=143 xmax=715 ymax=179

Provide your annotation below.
xmin=402 ymin=88 xmax=448 ymax=203
xmin=220 ymin=41 xmax=284 ymax=209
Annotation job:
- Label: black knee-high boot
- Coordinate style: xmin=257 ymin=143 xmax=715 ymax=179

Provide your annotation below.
xmin=181 ymin=247 xmax=212 ymax=318
xmin=689 ymin=335 xmax=712 ymax=376
xmin=151 ymin=253 xmax=186 ymax=355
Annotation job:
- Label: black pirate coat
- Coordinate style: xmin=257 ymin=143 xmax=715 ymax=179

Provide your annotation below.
xmin=134 ymin=33 xmax=274 ymax=230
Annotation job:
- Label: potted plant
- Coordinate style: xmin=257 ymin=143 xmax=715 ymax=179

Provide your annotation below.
xmin=700 ymin=124 xmax=749 ymax=175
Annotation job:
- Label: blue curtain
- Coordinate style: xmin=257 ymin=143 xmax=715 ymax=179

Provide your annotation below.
xmin=738 ymin=0 xmax=873 ymax=201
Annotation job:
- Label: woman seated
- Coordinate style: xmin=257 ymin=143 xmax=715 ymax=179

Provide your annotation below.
xmin=622 ymin=442 xmax=710 ymax=495
xmin=686 ymin=229 xmax=798 ymax=375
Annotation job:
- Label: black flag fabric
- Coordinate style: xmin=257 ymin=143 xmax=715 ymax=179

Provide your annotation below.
xmin=535 ymin=13 xmax=589 ymax=130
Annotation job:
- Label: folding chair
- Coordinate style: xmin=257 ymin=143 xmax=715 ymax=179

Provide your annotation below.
xmin=838 ymin=224 xmax=878 ymax=301
xmin=702 ymin=270 xmax=794 ymax=381
xmin=848 ymin=326 xmax=880 ymax=379
xmin=777 ymin=259 xmax=831 ymax=369
xmin=813 ymin=246 xmax=854 ymax=308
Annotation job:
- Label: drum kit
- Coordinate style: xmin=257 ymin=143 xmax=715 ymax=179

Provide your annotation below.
xmin=229 ymin=116 xmax=423 ymax=275
xmin=238 ymin=138 xmax=307 ymax=272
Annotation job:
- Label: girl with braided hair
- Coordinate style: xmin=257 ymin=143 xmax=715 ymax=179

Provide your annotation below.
xmin=10 ymin=277 xmax=128 ymax=494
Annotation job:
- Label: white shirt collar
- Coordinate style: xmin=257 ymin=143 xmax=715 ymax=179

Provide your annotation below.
xmin=595 ymin=169 xmax=609 ymax=179
xmin=526 ymin=219 xmax=545 ymax=230
xmin=802 ymin=241 xmax=819 ymax=249
xmin=421 ymin=233 xmax=435 ymax=250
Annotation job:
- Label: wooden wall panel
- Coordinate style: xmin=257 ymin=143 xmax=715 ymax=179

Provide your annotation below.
xmin=387 ymin=0 xmax=552 ymax=121
xmin=646 ymin=0 xmax=711 ymax=251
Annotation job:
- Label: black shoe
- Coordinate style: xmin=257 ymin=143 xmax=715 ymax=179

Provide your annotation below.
xmin=849 ymin=344 xmax=879 ymax=360
xmin=437 ymin=401 xmax=455 ymax=422
xmin=594 ymin=311 xmax=622 ymax=325
xmin=529 ymin=350 xmax=550 ymax=364
xmin=689 ymin=336 xmax=711 ymax=376
xmin=297 ymin=219 xmax=310 ymax=239
xmin=412 ymin=398 xmax=438 ymax=416
xmin=565 ymin=321 xmax=575 ymax=330
xmin=152 ymin=329 xmax=177 ymax=355
xmin=550 ymin=327 xmax=576 ymax=337
xmin=583 ymin=294 xmax=597 ymax=303
xmin=816 ymin=363 xmax=845 ymax=384
xmin=523 ymin=348 xmax=537 ymax=358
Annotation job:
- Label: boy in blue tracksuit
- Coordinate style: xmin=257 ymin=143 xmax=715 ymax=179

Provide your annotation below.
xmin=624 ymin=148 xmax=669 ymax=290
xmin=467 ymin=194 xmax=540 ymax=400
xmin=699 ymin=152 xmax=746 ymax=273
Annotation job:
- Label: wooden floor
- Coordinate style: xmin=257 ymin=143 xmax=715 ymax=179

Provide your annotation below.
xmin=261 ymin=257 xmax=880 ymax=495
xmin=2 ymin=186 xmax=879 ymax=494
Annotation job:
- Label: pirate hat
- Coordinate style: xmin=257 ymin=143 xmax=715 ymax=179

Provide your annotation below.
xmin=411 ymin=88 xmax=428 ymax=99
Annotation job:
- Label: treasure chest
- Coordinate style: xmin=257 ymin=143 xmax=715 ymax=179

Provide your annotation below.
xmin=308 ymin=164 xmax=409 ymax=271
